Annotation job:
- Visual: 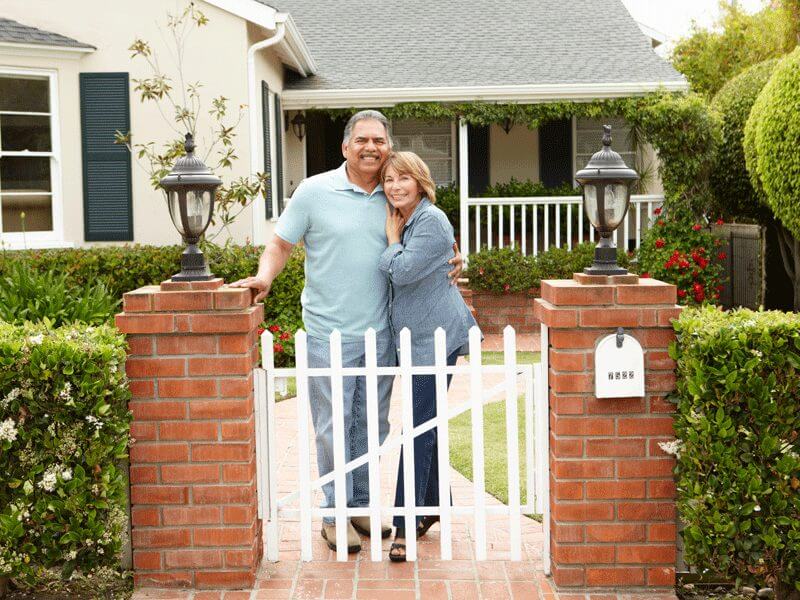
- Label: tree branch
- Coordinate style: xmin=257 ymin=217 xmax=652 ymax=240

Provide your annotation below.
xmin=775 ymin=221 xmax=796 ymax=282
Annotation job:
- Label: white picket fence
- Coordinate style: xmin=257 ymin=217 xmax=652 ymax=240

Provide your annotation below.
xmin=253 ymin=325 xmax=550 ymax=569
xmin=462 ymin=194 xmax=664 ymax=257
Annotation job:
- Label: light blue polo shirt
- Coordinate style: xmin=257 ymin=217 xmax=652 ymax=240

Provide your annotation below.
xmin=275 ymin=162 xmax=390 ymax=342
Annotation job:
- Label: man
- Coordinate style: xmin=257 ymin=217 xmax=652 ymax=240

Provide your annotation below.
xmin=231 ymin=110 xmax=461 ymax=553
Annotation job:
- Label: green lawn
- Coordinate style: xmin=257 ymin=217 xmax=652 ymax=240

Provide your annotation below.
xmin=466 ymin=350 xmax=540 ymax=365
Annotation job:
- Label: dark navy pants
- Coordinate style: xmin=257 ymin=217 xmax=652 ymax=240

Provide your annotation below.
xmin=393 ymin=350 xmax=460 ymax=528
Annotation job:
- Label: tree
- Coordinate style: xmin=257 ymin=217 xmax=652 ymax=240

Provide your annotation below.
xmin=745 ymin=47 xmax=800 ymax=310
xmin=671 ymin=2 xmax=795 ymax=99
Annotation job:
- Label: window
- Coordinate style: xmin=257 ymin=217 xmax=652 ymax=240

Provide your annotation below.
xmin=575 ymin=117 xmax=636 ymax=182
xmin=392 ymin=119 xmax=455 ymax=186
xmin=0 ymin=71 xmax=60 ymax=241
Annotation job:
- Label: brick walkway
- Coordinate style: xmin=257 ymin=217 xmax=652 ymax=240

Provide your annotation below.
xmin=131 ymin=332 xmax=665 ymax=598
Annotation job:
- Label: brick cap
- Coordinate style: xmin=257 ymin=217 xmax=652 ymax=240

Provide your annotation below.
xmin=160 ymin=278 xmax=225 ymax=292
xmin=574 ymin=272 xmax=640 ymax=285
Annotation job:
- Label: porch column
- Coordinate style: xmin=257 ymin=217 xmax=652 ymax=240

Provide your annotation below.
xmin=116 ymin=279 xmax=263 ymax=589
xmin=534 ymin=275 xmax=682 ymax=592
xmin=458 ymin=117 xmax=470 ymax=258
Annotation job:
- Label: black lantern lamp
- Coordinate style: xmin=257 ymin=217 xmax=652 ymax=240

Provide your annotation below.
xmin=159 ymin=133 xmax=222 ymax=281
xmin=575 ymin=125 xmax=639 ymax=276
xmin=290 ymin=112 xmax=306 ymax=141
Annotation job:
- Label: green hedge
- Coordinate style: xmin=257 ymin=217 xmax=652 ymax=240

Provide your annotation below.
xmin=0 ymin=321 xmax=131 ymax=582
xmin=671 ymin=308 xmax=800 ymax=592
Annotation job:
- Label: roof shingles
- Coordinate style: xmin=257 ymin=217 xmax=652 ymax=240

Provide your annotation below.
xmin=0 ymin=17 xmax=94 ymax=50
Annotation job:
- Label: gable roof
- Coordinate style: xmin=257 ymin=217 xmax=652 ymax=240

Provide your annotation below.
xmin=0 ymin=17 xmax=94 ymax=50
xmin=260 ymin=0 xmax=686 ymax=105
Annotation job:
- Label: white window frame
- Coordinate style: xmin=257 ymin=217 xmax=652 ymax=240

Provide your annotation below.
xmin=391 ymin=117 xmax=457 ymax=187
xmin=0 ymin=67 xmax=68 ymax=249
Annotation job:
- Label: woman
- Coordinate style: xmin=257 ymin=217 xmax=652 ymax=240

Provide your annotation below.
xmin=377 ymin=151 xmax=479 ymax=562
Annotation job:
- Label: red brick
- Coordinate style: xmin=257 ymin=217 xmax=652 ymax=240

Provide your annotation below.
xmin=646 ymin=372 xmax=677 ymax=392
xmin=580 ymin=308 xmax=642 ymax=328
xmin=190 ymin=312 xmax=255 ymax=334
xmin=551 ymin=565 xmax=586 ymax=587
xmin=585 ymin=524 xmax=645 ymax=543
xmin=636 ymin=329 xmax=676 ymax=349
xmin=153 ymin=291 xmax=213 ymax=311
xmin=218 ymin=335 xmax=251 ymax=354
xmin=618 ymin=459 xmax=675 ymax=478
xmin=190 ymin=399 xmax=251 ymax=419
xmin=156 ymin=335 xmax=216 ymax=355
xmin=540 ymin=282 xmax=615 ymax=306
xmin=553 ymin=481 xmax=584 ymax=500
xmin=115 ymin=313 xmax=174 ymax=334
xmin=134 ymin=572 xmax=193 ymax=588
xmin=586 ymin=480 xmax=646 ymax=499
xmin=225 ymin=549 xmax=257 ymax=568
xmin=221 ymin=420 xmax=253 ymax=441
xmin=159 ymin=378 xmax=217 ymax=398
xmin=616 ymin=282 xmax=676 ymax=305
xmin=553 ymin=544 xmax=615 ymax=564
xmin=162 ymin=506 xmax=222 ymax=526
xmin=160 ymin=278 xmax=223 ymax=291
xmin=194 ymin=527 xmax=254 ymax=547
xmin=176 ymin=314 xmax=190 ymax=332
xmin=640 ymin=308 xmax=658 ymax=327
xmin=193 ymin=485 xmax=253 ymax=504
xmin=618 ymin=502 xmax=676 ymax=521
xmin=130 ymin=422 xmax=157 ymax=441
xmin=551 ymin=437 xmax=583 ymax=457
xmin=195 ymin=571 xmax=255 ymax=590
xmin=646 ymin=351 xmax=675 ymax=371
xmin=131 ymin=485 xmax=189 ymax=505
xmin=551 ymin=372 xmax=593 ymax=393
xmin=223 ymin=505 xmax=256 ymax=524
xmin=552 ymin=502 xmax=614 ymax=522
xmin=554 ymin=417 xmax=614 ymax=436
xmin=131 ymin=507 xmax=160 ymax=527
xmin=550 ymin=329 xmax=600 ymax=349
xmin=549 ymin=351 xmax=587 ymax=372
xmin=552 ymin=395 xmax=585 ymax=415
xmin=132 ymin=550 xmax=162 ymax=570
xmin=617 ymin=545 xmax=676 ymax=564
xmin=160 ymin=421 xmax=218 ymax=441
xmin=127 ymin=336 xmax=153 ymax=355
xmin=618 ymin=417 xmax=675 ymax=436
xmin=586 ymin=438 xmax=645 ymax=457
xmin=650 ymin=396 xmax=677 ymax=414
xmin=214 ymin=288 xmax=253 ymax=310
xmin=648 ymin=566 xmax=676 ymax=586
xmin=126 ymin=357 xmax=185 ymax=378
xmin=123 ymin=290 xmax=154 ymax=313
xmin=162 ymin=464 xmax=220 ymax=483
xmin=164 ymin=549 xmax=222 ymax=569
xmin=130 ymin=401 xmax=187 ymax=421
xmin=552 ymin=524 xmax=584 ymax=543
xmin=220 ymin=376 xmax=253 ymax=398
xmin=533 ymin=302 xmax=578 ymax=327
xmin=587 ymin=397 xmax=645 ymax=414
xmin=132 ymin=528 xmax=191 ymax=548
xmin=586 ymin=567 xmax=645 ymax=586
xmin=657 ymin=307 xmax=683 ymax=327
xmin=130 ymin=442 xmax=189 ymax=463
xmin=130 ymin=465 xmax=158 ymax=484
xmin=189 ymin=356 xmax=252 ymax=376
xmin=648 ymin=523 xmax=677 ymax=542
xmin=553 ymin=460 xmax=614 ymax=479
xmin=192 ymin=443 xmax=252 ymax=462
xmin=223 ymin=463 xmax=255 ymax=483
xmin=129 ymin=380 xmax=155 ymax=398
xmin=648 ymin=480 xmax=677 ymax=499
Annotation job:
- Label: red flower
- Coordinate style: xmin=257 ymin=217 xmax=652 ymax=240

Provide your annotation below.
xmin=657 ymin=220 xmax=665 ymax=227
xmin=655 ymin=238 xmax=665 ymax=249
xmin=279 ymin=331 xmax=292 ymax=341
xmin=268 ymin=324 xmax=280 ymax=333
xmin=716 ymin=218 xmax=724 ymax=226
xmin=692 ymin=224 xmax=702 ymax=231
xmin=479 ymin=268 xmax=485 ymax=276
xmin=257 ymin=327 xmax=266 ymax=336
xmin=640 ymin=272 xmax=650 ymax=279
xmin=678 ymin=259 xmax=690 ymax=269
xmin=503 ymin=283 xmax=511 ymax=293
xmin=654 ymin=207 xmax=662 ymax=216
xmin=273 ymin=343 xmax=284 ymax=353
xmin=677 ymin=289 xmax=687 ymax=298
xmin=693 ymin=282 xmax=703 ymax=293
xmin=716 ymin=284 xmax=724 ymax=292
xmin=694 ymin=289 xmax=705 ymax=302
xmin=717 ymin=251 xmax=727 ymax=260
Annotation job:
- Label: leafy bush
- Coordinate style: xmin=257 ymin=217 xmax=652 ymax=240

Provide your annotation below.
xmin=710 ymin=58 xmax=779 ymax=222
xmin=0 ymin=321 xmax=131 ymax=582
xmin=464 ymin=247 xmax=537 ymax=294
xmin=637 ymin=210 xmax=726 ymax=305
xmin=671 ymin=307 xmax=800 ymax=594
xmin=534 ymin=242 xmax=631 ymax=283
xmin=0 ymin=262 xmax=118 ymax=327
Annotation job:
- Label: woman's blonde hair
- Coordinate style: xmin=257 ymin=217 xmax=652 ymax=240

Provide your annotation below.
xmin=381 ymin=151 xmax=437 ymax=204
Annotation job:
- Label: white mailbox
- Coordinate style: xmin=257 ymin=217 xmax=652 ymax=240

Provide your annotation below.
xmin=595 ymin=329 xmax=645 ymax=399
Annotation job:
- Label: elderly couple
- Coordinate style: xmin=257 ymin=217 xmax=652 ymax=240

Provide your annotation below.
xmin=231 ymin=110 xmax=478 ymax=562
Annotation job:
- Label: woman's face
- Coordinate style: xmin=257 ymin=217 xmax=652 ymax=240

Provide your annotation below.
xmin=383 ymin=165 xmax=422 ymax=213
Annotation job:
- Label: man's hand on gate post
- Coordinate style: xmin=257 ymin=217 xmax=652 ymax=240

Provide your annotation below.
xmin=447 ymin=242 xmax=463 ymax=285
xmin=228 ymin=275 xmax=272 ymax=302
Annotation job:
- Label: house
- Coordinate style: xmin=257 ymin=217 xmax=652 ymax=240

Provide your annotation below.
xmin=0 ymin=0 xmax=686 ymax=252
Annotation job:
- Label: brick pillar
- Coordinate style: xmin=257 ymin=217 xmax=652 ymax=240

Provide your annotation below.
xmin=534 ymin=275 xmax=682 ymax=592
xmin=115 ymin=278 xmax=263 ymax=589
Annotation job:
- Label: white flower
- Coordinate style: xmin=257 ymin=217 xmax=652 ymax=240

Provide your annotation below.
xmin=0 ymin=418 xmax=18 ymax=443
xmin=61 ymin=469 xmax=72 ymax=482
xmin=38 ymin=470 xmax=57 ymax=492
xmin=58 ymin=383 xmax=73 ymax=401
xmin=658 ymin=439 xmax=682 ymax=458
xmin=85 ymin=415 xmax=103 ymax=431
xmin=67 ymin=550 xmax=77 ymax=561
xmin=28 ymin=334 xmax=43 ymax=345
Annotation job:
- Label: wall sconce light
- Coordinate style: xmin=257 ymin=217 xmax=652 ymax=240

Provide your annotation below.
xmin=291 ymin=112 xmax=306 ymax=141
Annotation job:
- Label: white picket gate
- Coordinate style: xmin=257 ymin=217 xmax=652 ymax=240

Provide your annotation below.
xmin=253 ymin=325 xmax=550 ymax=571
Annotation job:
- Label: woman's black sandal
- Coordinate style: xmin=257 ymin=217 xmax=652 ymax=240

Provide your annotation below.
xmin=416 ymin=516 xmax=440 ymax=538
xmin=389 ymin=528 xmax=406 ymax=562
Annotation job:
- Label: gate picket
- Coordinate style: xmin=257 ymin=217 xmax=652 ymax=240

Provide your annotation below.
xmin=434 ymin=328 xmax=453 ymax=560
xmin=364 ymin=328 xmax=383 ymax=562
xmin=503 ymin=326 xmax=522 ymax=561
xmin=295 ymin=331 xmax=313 ymax=561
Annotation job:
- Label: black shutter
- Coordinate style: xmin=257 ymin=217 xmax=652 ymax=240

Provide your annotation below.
xmin=467 ymin=124 xmax=490 ymax=196
xmin=273 ymin=94 xmax=285 ymax=215
xmin=262 ymin=81 xmax=273 ymax=219
xmin=538 ymin=119 xmax=573 ymax=189
xmin=80 ymin=73 xmax=133 ymax=241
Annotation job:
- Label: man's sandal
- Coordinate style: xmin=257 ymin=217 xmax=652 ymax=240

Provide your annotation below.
xmin=389 ymin=528 xmax=406 ymax=562
xmin=416 ymin=516 xmax=439 ymax=538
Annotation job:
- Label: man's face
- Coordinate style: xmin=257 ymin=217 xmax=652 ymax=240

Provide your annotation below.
xmin=342 ymin=119 xmax=390 ymax=179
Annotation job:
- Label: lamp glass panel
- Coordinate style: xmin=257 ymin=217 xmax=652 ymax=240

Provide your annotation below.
xmin=583 ymin=183 xmax=600 ymax=230
xmin=602 ymin=183 xmax=629 ymax=231
xmin=183 ymin=190 xmax=211 ymax=235
xmin=167 ymin=190 xmax=186 ymax=236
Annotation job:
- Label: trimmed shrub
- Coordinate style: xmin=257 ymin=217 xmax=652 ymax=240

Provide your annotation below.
xmin=0 ymin=321 xmax=131 ymax=582
xmin=671 ymin=307 xmax=800 ymax=594
xmin=710 ymin=58 xmax=779 ymax=222
xmin=533 ymin=242 xmax=631 ymax=283
xmin=637 ymin=210 xmax=726 ymax=305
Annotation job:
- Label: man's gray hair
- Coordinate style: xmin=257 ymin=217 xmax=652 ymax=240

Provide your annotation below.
xmin=342 ymin=109 xmax=392 ymax=147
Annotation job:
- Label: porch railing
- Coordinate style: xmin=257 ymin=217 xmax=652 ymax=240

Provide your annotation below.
xmin=460 ymin=194 xmax=664 ymax=258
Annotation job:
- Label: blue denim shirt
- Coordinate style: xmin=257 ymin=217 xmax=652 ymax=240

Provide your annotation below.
xmin=378 ymin=198 xmax=479 ymax=366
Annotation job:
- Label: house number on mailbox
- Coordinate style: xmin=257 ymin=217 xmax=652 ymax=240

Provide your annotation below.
xmin=595 ymin=328 xmax=645 ymax=399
